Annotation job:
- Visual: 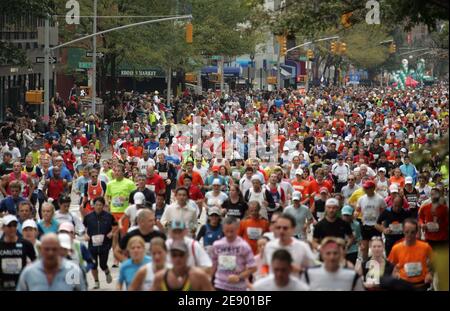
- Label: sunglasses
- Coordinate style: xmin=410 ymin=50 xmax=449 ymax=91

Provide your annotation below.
xmin=59 ymin=230 xmax=74 ymax=234
xmin=371 ymin=236 xmax=383 ymax=241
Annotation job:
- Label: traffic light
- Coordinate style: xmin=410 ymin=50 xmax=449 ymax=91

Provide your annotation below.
xmin=186 ymin=22 xmax=193 ymax=44
xmin=307 ymin=49 xmax=314 ymax=60
xmin=339 ymin=42 xmax=347 ymax=54
xmin=389 ymin=43 xmax=396 ymax=53
xmin=330 ymin=42 xmax=337 ymax=54
xmin=341 ymin=12 xmax=353 ymax=28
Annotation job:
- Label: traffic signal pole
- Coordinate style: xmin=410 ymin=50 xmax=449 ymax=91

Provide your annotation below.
xmin=92 ymin=0 xmax=97 ymax=115
xmin=43 ymin=14 xmax=193 ymax=123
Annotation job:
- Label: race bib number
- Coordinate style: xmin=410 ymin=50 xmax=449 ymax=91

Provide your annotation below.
xmin=363 ymin=208 xmax=377 ymax=224
xmin=247 ymin=227 xmax=262 ymax=240
xmin=92 ymin=234 xmax=105 ymax=247
xmin=404 ymin=262 xmax=422 ymax=278
xmin=232 ymin=171 xmax=241 ymax=180
xmin=112 ymin=196 xmax=125 ymax=207
xmin=426 ymin=222 xmax=439 ymax=232
xmin=389 ymin=223 xmax=403 ymax=234
xmin=1 ymin=258 xmax=22 ymax=274
xmin=146 ymin=185 xmax=156 ymax=192
xmin=159 ymin=172 xmax=168 ymax=179
xmin=218 ymin=255 xmax=237 ymax=271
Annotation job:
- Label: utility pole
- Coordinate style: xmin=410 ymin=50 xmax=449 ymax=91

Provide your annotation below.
xmin=44 ymin=15 xmax=50 ymax=122
xmin=92 ymin=0 xmax=97 ymax=114
xmin=276 ymin=50 xmax=281 ymax=90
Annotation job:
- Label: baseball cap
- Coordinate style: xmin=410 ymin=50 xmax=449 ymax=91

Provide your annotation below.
xmin=170 ymin=220 xmax=186 ymax=231
xmin=295 ymin=168 xmax=304 ymax=175
xmin=58 ymin=233 xmax=72 ymax=250
xmin=251 ymin=175 xmax=261 ymax=182
xmin=170 ymin=240 xmax=188 ymax=254
xmin=363 ymin=180 xmax=376 ymax=188
xmin=341 ymin=205 xmax=354 ymax=216
xmin=378 ymin=167 xmax=386 ymax=173
xmin=292 ymin=191 xmax=302 ymax=201
xmin=58 ymin=222 xmax=75 ymax=233
xmin=400 ymin=148 xmax=407 ymax=153
xmin=2 ymin=215 xmax=18 ymax=226
xmin=212 ymin=167 xmax=219 ymax=172
xmin=55 ymin=156 xmax=64 ymax=161
xmin=320 ymin=187 xmax=329 ymax=194
xmin=408 ymin=135 xmax=415 ymax=139
xmin=325 ymin=198 xmax=339 ymax=206
xmin=22 ymin=219 xmax=38 ymax=230
xmin=283 ymin=146 xmax=289 ymax=151
xmin=133 ymin=192 xmax=146 ymax=205
xmin=208 ymin=206 xmax=222 ymax=216
xmin=389 ymin=184 xmax=399 ymax=193
xmin=212 ymin=179 xmax=221 ymax=186
xmin=405 ymin=176 xmax=413 ymax=184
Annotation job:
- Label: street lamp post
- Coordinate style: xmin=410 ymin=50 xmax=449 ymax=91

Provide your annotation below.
xmin=92 ymin=0 xmax=97 ymax=114
xmin=42 ymin=14 xmax=193 ymax=123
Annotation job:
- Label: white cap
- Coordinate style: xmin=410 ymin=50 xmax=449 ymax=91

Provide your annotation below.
xmin=2 ymin=215 xmax=18 ymax=226
xmin=405 ymin=176 xmax=413 ymax=184
xmin=292 ymin=191 xmax=302 ymax=201
xmin=133 ymin=192 xmax=146 ymax=205
xmin=295 ymin=168 xmax=304 ymax=175
xmin=389 ymin=184 xmax=399 ymax=193
xmin=283 ymin=146 xmax=289 ymax=151
xmin=408 ymin=135 xmax=415 ymax=139
xmin=251 ymin=175 xmax=261 ymax=182
xmin=325 ymin=198 xmax=339 ymax=207
xmin=22 ymin=219 xmax=37 ymax=230
xmin=212 ymin=178 xmax=222 ymax=186
xmin=378 ymin=167 xmax=386 ymax=173
xmin=58 ymin=233 xmax=72 ymax=250
xmin=400 ymin=148 xmax=407 ymax=153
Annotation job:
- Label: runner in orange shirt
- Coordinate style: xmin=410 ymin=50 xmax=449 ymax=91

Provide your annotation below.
xmin=418 ymin=187 xmax=449 ymax=249
xmin=238 ymin=201 xmax=270 ymax=254
xmin=388 ymin=218 xmax=433 ymax=291
xmin=291 ymin=168 xmax=311 ymax=206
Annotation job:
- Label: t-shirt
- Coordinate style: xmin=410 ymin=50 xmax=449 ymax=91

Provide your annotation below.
xmin=377 ymin=208 xmax=411 ymax=242
xmin=301 ymin=266 xmax=364 ymax=291
xmin=222 ymin=199 xmax=248 ymax=219
xmin=0 ymin=237 xmax=36 ymax=291
xmin=119 ymin=229 xmax=166 ymax=256
xmin=263 ymin=238 xmax=315 ymax=274
xmin=357 ymin=194 xmax=387 ymax=226
xmin=388 ymin=240 xmax=433 ymax=284
xmin=118 ymin=256 xmax=151 ymax=288
xmin=284 ymin=204 xmax=313 ymax=239
xmin=211 ymin=236 xmax=256 ymax=291
xmin=418 ymin=203 xmax=449 ymax=242
xmin=313 ymin=218 xmax=353 ymax=242
xmin=166 ymin=237 xmax=212 ymax=268
xmin=238 ymin=217 xmax=270 ymax=254
xmin=252 ymin=275 xmax=310 ymax=291
xmin=204 ymin=191 xmax=228 ymax=208
xmin=106 ymin=178 xmax=137 ymax=214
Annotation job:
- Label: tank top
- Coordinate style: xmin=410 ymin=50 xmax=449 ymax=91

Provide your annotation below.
xmin=48 ymin=178 xmax=64 ymax=200
xmin=203 ymin=224 xmax=223 ymax=247
xmin=142 ymin=262 xmax=155 ymax=291
xmin=8 ymin=172 xmax=30 ymax=197
xmin=86 ymin=181 xmax=104 ymax=213
xmin=22 ymin=166 xmax=39 ymax=185
xmin=376 ymin=178 xmax=389 ymax=199
xmin=265 ymin=185 xmax=282 ymax=212
xmin=161 ymin=269 xmax=192 ymax=291
xmin=247 ymin=189 xmax=268 ymax=219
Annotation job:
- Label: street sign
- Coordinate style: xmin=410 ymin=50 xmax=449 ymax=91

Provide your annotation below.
xmin=79 ymin=62 xmax=93 ymax=69
xmin=36 ymin=56 xmax=57 ymax=64
xmin=299 ymin=56 xmax=307 ymax=61
xmin=86 ymin=51 xmax=104 ymax=57
xmin=211 ymin=55 xmax=221 ymax=60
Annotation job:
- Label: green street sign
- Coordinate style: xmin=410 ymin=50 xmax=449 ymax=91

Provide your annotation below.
xmin=211 ymin=55 xmax=221 ymax=60
xmin=299 ymin=56 xmax=307 ymax=61
xmin=79 ymin=62 xmax=93 ymax=69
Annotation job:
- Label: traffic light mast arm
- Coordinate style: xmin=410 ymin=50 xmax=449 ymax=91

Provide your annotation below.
xmin=285 ymin=35 xmax=339 ymax=53
xmin=49 ymin=15 xmax=193 ymax=51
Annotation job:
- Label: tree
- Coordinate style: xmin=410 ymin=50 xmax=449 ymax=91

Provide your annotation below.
xmin=0 ymin=0 xmax=54 ymax=65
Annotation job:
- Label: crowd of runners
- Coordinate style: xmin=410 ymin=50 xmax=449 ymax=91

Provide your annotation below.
xmin=0 ymin=82 xmax=448 ymax=291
